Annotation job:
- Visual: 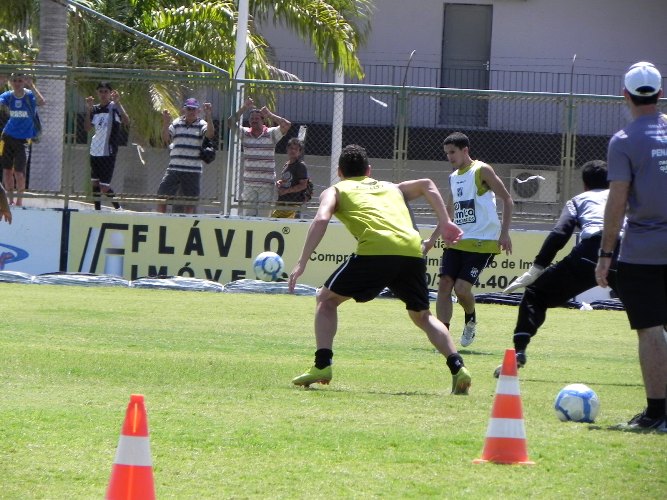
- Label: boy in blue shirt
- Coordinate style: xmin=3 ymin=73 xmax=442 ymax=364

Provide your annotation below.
xmin=0 ymin=73 xmax=45 ymax=206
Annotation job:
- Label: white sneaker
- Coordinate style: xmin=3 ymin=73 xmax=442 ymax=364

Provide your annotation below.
xmin=460 ymin=320 xmax=477 ymax=347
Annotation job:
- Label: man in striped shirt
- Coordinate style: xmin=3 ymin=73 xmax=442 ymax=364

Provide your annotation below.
xmin=228 ymin=97 xmax=291 ymax=216
xmin=157 ymin=98 xmax=214 ymax=214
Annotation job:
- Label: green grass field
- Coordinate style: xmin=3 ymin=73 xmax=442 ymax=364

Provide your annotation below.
xmin=0 ymin=283 xmax=665 ymax=499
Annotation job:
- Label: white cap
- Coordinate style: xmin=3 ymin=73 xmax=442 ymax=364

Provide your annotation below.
xmin=624 ymin=62 xmax=662 ymax=97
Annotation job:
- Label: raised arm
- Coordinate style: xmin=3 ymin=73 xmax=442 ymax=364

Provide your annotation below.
xmin=227 ymin=97 xmax=254 ymax=130
xmin=203 ymin=102 xmax=215 ymax=139
xmin=260 ymin=106 xmax=291 ymax=135
xmin=25 ymin=77 xmax=45 ymax=106
xmin=161 ymin=110 xmax=172 ymax=145
xmin=111 ymin=90 xmax=130 ymax=126
xmin=84 ymin=96 xmax=95 ymax=133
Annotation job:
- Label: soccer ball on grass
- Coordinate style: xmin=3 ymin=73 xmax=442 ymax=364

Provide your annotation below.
xmin=554 ymin=383 xmax=600 ymax=423
xmin=253 ymin=251 xmax=285 ymax=282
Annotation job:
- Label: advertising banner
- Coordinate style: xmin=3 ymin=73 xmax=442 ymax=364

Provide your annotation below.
xmin=67 ymin=212 xmax=573 ymax=292
xmin=0 ymin=208 xmax=63 ymax=274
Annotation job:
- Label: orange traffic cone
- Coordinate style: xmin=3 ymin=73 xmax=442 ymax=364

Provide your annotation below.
xmin=473 ymin=349 xmax=534 ymax=465
xmin=106 ymin=394 xmax=156 ymax=499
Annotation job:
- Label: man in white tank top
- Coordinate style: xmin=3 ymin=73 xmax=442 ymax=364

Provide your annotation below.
xmin=425 ymin=132 xmax=513 ymax=348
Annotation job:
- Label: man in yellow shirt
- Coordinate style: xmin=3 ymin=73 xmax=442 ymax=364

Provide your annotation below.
xmin=288 ymin=144 xmax=472 ymax=394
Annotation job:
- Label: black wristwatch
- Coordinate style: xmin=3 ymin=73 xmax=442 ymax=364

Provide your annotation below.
xmin=598 ymin=249 xmax=614 ymax=258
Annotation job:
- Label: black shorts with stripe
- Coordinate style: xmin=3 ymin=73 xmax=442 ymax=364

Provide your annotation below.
xmin=0 ymin=134 xmax=29 ymax=173
xmin=438 ymin=248 xmax=495 ymax=285
xmin=324 ymin=254 xmax=430 ymax=312
xmin=90 ymin=155 xmax=118 ymax=185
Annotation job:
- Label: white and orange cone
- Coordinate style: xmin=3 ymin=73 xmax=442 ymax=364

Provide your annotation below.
xmin=474 ymin=349 xmax=534 ymax=465
xmin=106 ymin=394 xmax=156 ymax=499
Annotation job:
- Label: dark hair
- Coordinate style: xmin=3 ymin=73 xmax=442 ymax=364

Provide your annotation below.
xmin=10 ymin=72 xmax=27 ymax=80
xmin=97 ymin=81 xmax=113 ymax=90
xmin=287 ymin=137 xmax=304 ymax=150
xmin=248 ymin=108 xmax=262 ymax=116
xmin=581 ymin=160 xmax=608 ymax=189
xmin=338 ymin=144 xmax=369 ymax=177
xmin=443 ymin=132 xmax=470 ymax=150
xmin=627 ymin=91 xmax=661 ymax=106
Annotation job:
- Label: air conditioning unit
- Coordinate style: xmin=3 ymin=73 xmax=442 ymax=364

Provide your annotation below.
xmin=510 ymin=168 xmax=558 ymax=203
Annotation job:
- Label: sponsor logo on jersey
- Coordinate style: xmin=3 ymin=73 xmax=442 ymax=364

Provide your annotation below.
xmin=454 ymin=199 xmax=476 ymax=225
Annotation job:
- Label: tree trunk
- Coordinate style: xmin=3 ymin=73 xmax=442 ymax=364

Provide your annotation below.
xmin=31 ymin=0 xmax=67 ymax=193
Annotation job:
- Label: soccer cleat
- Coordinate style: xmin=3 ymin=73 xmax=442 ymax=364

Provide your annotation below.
xmin=292 ymin=365 xmax=332 ymax=387
xmin=516 ymin=351 xmax=527 ymax=367
xmin=460 ymin=320 xmax=477 ymax=347
xmin=493 ymin=351 xmax=526 ymax=378
xmin=615 ymin=410 xmax=666 ymax=431
xmin=451 ymin=366 xmax=472 ymax=395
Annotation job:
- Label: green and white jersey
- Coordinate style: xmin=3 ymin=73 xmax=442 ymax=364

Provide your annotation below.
xmin=334 ymin=177 xmax=423 ymax=257
xmin=449 ymin=160 xmax=501 ymax=254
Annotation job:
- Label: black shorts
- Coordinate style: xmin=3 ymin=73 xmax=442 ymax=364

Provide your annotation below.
xmin=617 ymin=262 xmax=667 ymax=330
xmin=157 ymin=170 xmax=201 ymax=198
xmin=0 ymin=134 xmax=28 ymax=173
xmin=90 ymin=155 xmax=118 ymax=185
xmin=324 ymin=254 xmax=431 ymax=312
xmin=438 ymin=248 xmax=495 ymax=285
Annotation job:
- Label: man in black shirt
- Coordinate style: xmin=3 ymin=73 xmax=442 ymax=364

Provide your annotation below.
xmin=272 ymin=138 xmax=309 ymax=218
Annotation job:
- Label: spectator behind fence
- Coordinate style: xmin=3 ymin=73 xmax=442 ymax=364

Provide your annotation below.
xmin=424 ymin=132 xmax=513 ymax=349
xmin=84 ymin=82 xmax=130 ymax=210
xmin=0 ymin=73 xmax=45 ymax=207
xmin=227 ymin=97 xmax=291 ymax=217
xmin=595 ymin=61 xmax=667 ymax=431
xmin=157 ymin=98 xmax=214 ymax=214
xmin=272 ymin=137 xmax=309 ymax=218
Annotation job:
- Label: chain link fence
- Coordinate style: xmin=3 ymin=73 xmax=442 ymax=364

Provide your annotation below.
xmin=2 ymin=63 xmax=664 ymax=222
xmin=230 ymin=79 xmax=665 ymax=225
xmin=0 ymin=64 xmax=230 ymax=213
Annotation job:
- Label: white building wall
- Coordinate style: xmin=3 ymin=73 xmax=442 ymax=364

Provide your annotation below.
xmin=259 ymin=0 xmax=667 ymax=84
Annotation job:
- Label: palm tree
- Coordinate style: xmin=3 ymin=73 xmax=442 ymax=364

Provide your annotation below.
xmin=3 ymin=0 xmax=373 ymax=190
xmin=30 ymin=0 xmax=68 ymax=192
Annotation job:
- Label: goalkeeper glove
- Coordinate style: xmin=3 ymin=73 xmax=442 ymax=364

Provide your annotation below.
xmin=503 ymin=265 xmax=544 ymax=293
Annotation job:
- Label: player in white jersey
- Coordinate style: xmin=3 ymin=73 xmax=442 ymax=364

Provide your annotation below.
xmin=425 ymin=132 xmax=513 ymax=348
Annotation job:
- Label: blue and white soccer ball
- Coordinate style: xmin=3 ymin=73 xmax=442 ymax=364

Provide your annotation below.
xmin=554 ymin=383 xmax=600 ymax=423
xmin=253 ymin=251 xmax=285 ymax=282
